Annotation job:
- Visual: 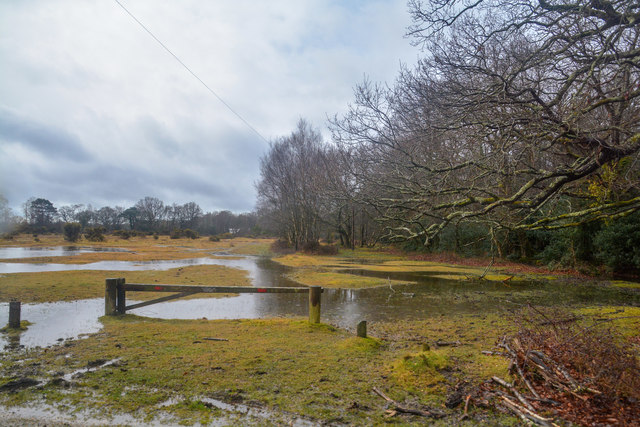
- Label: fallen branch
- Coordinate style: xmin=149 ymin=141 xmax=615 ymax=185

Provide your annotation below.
xmin=435 ymin=340 xmax=462 ymax=347
xmin=498 ymin=338 xmax=540 ymax=399
xmin=202 ymin=337 xmax=229 ymax=341
xmin=372 ymin=387 xmax=444 ymax=418
xmin=492 ymin=376 xmax=535 ymax=412
xmin=500 ymin=396 xmax=557 ymax=427
xmin=460 ymin=394 xmax=471 ymax=421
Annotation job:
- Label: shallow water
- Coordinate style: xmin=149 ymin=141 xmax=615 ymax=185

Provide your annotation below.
xmin=0 ymin=246 xmax=129 ymax=260
xmin=0 ymin=255 xmax=254 ymax=274
xmin=1 ymin=256 xmax=638 ymax=350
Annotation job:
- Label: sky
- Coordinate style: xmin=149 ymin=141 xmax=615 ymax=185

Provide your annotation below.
xmin=0 ymin=0 xmax=418 ymax=214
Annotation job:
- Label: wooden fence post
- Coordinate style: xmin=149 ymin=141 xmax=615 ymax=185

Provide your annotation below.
xmin=105 ymin=279 xmax=118 ymax=315
xmin=116 ymin=278 xmax=126 ymax=314
xmin=8 ymin=301 xmax=21 ymax=328
xmin=309 ymin=286 xmax=322 ymax=324
xmin=357 ymin=320 xmax=367 ymax=338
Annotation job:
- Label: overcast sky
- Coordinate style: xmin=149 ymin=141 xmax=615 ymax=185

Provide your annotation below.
xmin=0 ymin=0 xmax=418 ymax=214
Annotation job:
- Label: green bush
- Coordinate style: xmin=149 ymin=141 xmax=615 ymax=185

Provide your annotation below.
xmin=170 ymin=229 xmax=199 ymax=239
xmin=85 ymin=226 xmax=106 ymax=242
xmin=183 ymin=229 xmax=198 ymax=239
xmin=594 ymin=213 xmax=640 ymax=272
xmin=63 ymin=222 xmax=82 ymax=242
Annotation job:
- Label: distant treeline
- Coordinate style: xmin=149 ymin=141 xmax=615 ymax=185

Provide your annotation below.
xmin=1 ymin=196 xmax=265 ymax=238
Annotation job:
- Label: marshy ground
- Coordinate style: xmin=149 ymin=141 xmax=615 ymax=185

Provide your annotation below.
xmin=0 ymin=234 xmax=638 ymax=425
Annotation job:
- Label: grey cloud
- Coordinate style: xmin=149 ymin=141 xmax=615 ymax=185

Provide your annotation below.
xmin=0 ymin=107 xmax=91 ymax=162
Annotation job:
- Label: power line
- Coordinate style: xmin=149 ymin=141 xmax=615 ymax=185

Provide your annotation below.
xmin=113 ymin=0 xmax=269 ymax=143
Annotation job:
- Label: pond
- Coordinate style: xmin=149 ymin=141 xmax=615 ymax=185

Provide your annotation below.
xmin=1 ymin=256 xmax=638 ymax=350
xmin=0 ymin=246 xmax=129 ymax=260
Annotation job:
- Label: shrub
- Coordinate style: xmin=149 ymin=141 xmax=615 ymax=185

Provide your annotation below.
xmin=170 ymin=229 xmax=200 ymax=239
xmin=183 ymin=229 xmax=198 ymax=239
xmin=113 ymin=230 xmax=131 ymax=239
xmin=210 ymin=232 xmax=233 ymax=240
xmin=270 ymin=239 xmax=295 ymax=254
xmin=594 ymin=213 xmax=640 ymax=272
xmin=63 ymin=222 xmax=82 ymax=242
xmin=501 ymin=307 xmax=640 ymax=425
xmin=302 ymin=241 xmax=338 ymax=255
xmin=85 ymin=226 xmax=106 ymax=242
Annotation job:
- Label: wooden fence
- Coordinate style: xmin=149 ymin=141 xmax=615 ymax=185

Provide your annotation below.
xmin=105 ymin=278 xmax=323 ymax=323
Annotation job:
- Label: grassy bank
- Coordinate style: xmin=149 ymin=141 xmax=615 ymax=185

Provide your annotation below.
xmin=0 ymin=313 xmax=516 ymax=426
xmin=2 ymin=307 xmax=637 ymax=425
xmin=0 ymin=265 xmax=251 ymax=303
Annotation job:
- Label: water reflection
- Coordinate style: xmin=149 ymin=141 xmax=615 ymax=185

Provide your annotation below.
xmin=0 ymin=246 xmax=129 ymax=260
xmin=1 ymin=256 xmax=638 ymax=350
xmin=0 ymin=300 xmax=103 ymax=350
xmin=0 ymin=256 xmax=255 ymax=274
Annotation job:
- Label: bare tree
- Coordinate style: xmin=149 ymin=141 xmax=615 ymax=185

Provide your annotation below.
xmin=332 ymin=0 xmax=640 ymax=247
xmin=135 ymin=196 xmax=165 ymax=231
xmin=58 ymin=204 xmax=84 ymax=223
xmin=181 ymin=202 xmax=202 ymax=229
xmin=256 ymin=119 xmax=327 ymax=250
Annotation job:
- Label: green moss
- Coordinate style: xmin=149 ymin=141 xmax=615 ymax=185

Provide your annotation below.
xmin=0 ymin=320 xmax=32 ymax=332
xmin=287 ymin=270 xmax=413 ymax=289
xmin=610 ymin=280 xmax=640 ymax=289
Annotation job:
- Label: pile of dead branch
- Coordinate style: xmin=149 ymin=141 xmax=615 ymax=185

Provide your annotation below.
xmin=478 ymin=307 xmax=640 ymax=426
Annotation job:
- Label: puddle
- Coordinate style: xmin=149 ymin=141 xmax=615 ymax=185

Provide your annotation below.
xmin=0 ymin=404 xmax=156 ymax=427
xmin=196 ymin=396 xmax=316 ymax=427
xmin=0 ymin=300 xmax=103 ymax=349
xmin=0 ymin=246 xmax=129 ymax=260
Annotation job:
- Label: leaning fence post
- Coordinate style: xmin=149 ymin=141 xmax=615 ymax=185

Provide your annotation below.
xmin=105 ymin=279 xmax=118 ymax=316
xmin=8 ymin=301 xmax=21 ymax=328
xmin=116 ymin=278 xmax=126 ymax=314
xmin=309 ymin=286 xmax=322 ymax=324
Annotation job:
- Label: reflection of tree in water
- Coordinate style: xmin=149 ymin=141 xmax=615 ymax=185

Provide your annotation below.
xmin=248 ymin=257 xmax=640 ymax=329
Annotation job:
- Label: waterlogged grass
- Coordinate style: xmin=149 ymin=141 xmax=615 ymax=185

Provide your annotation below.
xmin=287 ymin=270 xmax=414 ymax=289
xmin=0 ymin=313 xmax=519 ymax=425
xmin=0 ymin=264 xmax=251 ymax=303
xmin=0 ymin=234 xmax=274 ymax=263
xmin=0 ymin=235 xmax=274 ymax=303
xmin=273 ymin=252 xmax=556 ymax=289
xmin=609 ymin=280 xmax=640 ymax=290
xmin=3 ymin=308 xmax=633 ymax=424
xmin=574 ymin=306 xmax=640 ymax=337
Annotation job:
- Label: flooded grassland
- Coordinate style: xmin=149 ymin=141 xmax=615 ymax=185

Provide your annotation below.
xmin=0 ymin=235 xmax=639 ymax=425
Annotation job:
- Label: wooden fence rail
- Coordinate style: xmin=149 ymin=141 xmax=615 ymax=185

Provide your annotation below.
xmin=105 ymin=278 xmax=322 ymax=323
